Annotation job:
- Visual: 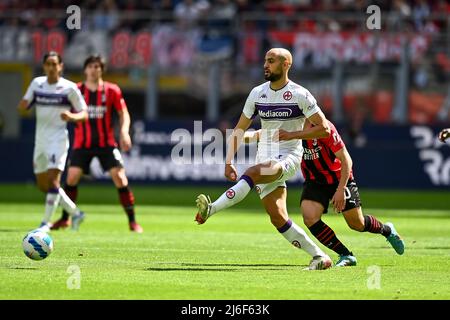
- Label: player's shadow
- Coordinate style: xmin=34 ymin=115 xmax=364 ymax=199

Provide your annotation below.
xmin=0 ymin=228 xmax=26 ymax=232
xmin=146 ymin=267 xmax=236 ymax=272
xmin=145 ymin=263 xmax=301 ymax=272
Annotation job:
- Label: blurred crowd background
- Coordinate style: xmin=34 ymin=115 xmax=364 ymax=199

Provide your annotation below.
xmin=0 ymin=1 xmax=449 ymax=188
xmin=0 ymin=1 xmax=448 ymax=131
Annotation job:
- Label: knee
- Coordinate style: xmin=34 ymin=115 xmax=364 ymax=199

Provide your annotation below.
xmin=243 ymin=166 xmax=259 ymax=182
xmin=66 ymin=174 xmax=79 ymax=186
xmin=112 ymin=171 xmax=128 ymax=188
xmin=116 ymin=181 xmax=128 ymax=189
xmin=302 ymin=215 xmax=319 ymax=228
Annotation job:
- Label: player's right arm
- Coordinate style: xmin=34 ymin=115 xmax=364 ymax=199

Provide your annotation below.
xmin=225 ymin=113 xmax=252 ymax=181
xmin=224 ymin=88 xmax=257 ymax=181
xmin=17 ymin=78 xmax=36 ymax=116
xmin=17 ymin=99 xmax=30 ymax=116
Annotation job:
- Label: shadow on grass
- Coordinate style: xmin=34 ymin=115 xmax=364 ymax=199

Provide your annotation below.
xmin=0 ymin=229 xmax=27 ymax=233
xmin=145 ymin=262 xmax=302 ymax=272
xmin=146 ymin=267 xmax=238 ymax=272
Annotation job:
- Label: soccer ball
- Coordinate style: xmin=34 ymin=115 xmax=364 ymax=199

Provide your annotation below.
xmin=22 ymin=231 xmax=54 ymax=260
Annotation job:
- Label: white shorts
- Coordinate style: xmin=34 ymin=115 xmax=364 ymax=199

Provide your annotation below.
xmin=255 ymin=152 xmax=301 ymax=199
xmin=33 ymin=140 xmax=69 ymax=174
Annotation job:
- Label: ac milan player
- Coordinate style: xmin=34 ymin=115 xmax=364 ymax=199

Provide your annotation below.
xmin=51 ymin=54 xmax=143 ymax=233
xmin=278 ymin=120 xmax=405 ymax=266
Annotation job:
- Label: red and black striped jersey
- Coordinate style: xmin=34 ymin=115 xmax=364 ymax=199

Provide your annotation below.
xmin=73 ymin=81 xmax=126 ymax=149
xmin=301 ymin=121 xmax=353 ymax=185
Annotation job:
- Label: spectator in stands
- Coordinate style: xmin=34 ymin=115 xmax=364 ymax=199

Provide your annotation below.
xmin=174 ymin=0 xmax=210 ymax=28
xmin=199 ymin=0 xmax=237 ymax=58
xmin=389 ymin=0 xmax=412 ymax=31
xmin=412 ymin=0 xmax=430 ymax=32
xmin=156 ymin=0 xmax=175 ymax=24
xmin=93 ymin=0 xmax=119 ymax=31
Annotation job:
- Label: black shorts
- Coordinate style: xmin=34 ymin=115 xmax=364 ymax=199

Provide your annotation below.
xmin=300 ymin=179 xmax=362 ymax=214
xmin=68 ymin=147 xmax=124 ymax=174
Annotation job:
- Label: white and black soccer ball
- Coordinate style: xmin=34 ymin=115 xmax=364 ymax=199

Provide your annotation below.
xmin=22 ymin=231 xmax=54 ymax=260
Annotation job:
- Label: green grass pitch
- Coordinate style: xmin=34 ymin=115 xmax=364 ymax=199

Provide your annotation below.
xmin=0 ymin=184 xmax=449 ymax=300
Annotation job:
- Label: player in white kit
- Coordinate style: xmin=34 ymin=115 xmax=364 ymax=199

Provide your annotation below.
xmin=195 ymin=48 xmax=333 ymax=270
xmin=17 ymin=52 xmax=88 ymax=232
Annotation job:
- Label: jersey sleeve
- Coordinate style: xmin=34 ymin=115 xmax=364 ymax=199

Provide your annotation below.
xmin=68 ymin=86 xmax=88 ymax=113
xmin=23 ymin=78 xmax=37 ymax=104
xmin=112 ymin=85 xmax=127 ymax=111
xmin=325 ymin=124 xmax=345 ymax=153
xmin=242 ymin=88 xmax=257 ymax=119
xmin=298 ymin=89 xmax=321 ymax=118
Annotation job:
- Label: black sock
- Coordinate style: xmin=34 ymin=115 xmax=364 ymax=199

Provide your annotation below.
xmin=363 ymin=215 xmax=391 ymax=237
xmin=308 ymin=220 xmax=352 ymax=256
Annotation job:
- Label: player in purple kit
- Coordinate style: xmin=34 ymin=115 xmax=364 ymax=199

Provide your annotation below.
xmin=195 ymin=48 xmax=334 ymax=270
xmin=17 ymin=51 xmax=88 ymax=232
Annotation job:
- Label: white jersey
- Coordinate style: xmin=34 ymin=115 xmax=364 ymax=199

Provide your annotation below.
xmin=23 ymin=76 xmax=87 ymax=145
xmin=242 ymin=80 xmax=321 ymax=159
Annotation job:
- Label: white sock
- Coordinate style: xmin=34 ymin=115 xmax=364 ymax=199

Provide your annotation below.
xmin=43 ymin=189 xmax=61 ymax=223
xmin=210 ymin=175 xmax=254 ymax=216
xmin=58 ymin=188 xmax=79 ymax=216
xmin=278 ymin=219 xmax=327 ymax=258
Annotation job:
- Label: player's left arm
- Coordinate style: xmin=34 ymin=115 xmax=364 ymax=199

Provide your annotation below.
xmin=117 ymin=108 xmax=132 ymax=152
xmin=331 ymin=146 xmax=353 ymax=213
xmin=243 ymin=129 xmax=261 ymax=143
xmin=61 ymin=87 xmax=88 ymax=122
xmin=276 ymin=110 xmax=331 ymax=141
xmin=60 ymin=109 xmax=88 ymax=122
xmin=111 ymin=85 xmax=132 ymax=152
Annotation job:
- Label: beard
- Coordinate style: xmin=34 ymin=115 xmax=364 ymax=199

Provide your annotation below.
xmin=264 ymin=71 xmax=282 ymax=82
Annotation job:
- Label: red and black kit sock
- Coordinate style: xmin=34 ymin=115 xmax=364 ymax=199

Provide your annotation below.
xmin=363 ymin=215 xmax=391 ymax=237
xmin=118 ymin=186 xmax=136 ymax=223
xmin=308 ymin=219 xmax=352 ymax=256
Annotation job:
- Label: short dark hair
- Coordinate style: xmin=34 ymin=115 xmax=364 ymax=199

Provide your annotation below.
xmin=43 ymin=51 xmax=62 ymax=64
xmin=83 ymin=54 xmax=106 ymax=71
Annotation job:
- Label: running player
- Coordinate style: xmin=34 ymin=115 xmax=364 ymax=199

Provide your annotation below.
xmin=278 ymin=119 xmax=405 ymax=266
xmin=195 ymin=48 xmax=333 ymax=270
xmin=51 ymin=54 xmax=143 ymax=233
xmin=17 ymin=51 xmax=88 ymax=232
